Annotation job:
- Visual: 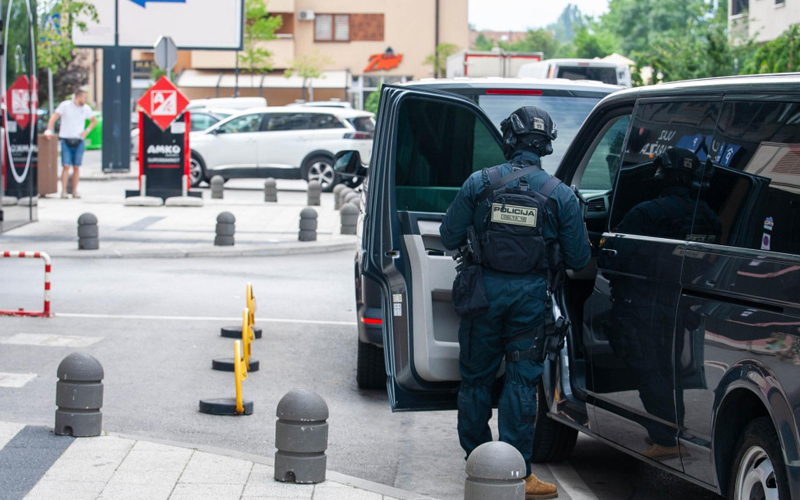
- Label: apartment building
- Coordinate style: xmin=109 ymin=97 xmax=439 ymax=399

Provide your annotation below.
xmin=160 ymin=0 xmax=469 ymax=108
xmin=730 ymin=0 xmax=800 ymax=42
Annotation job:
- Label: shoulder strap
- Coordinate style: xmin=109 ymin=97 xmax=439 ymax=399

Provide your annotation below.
xmin=539 ymin=176 xmax=561 ymax=198
xmin=477 ymin=164 xmax=541 ymax=204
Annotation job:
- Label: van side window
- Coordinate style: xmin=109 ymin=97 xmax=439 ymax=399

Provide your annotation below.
xmin=697 ymin=101 xmax=800 ymax=256
xmin=579 ymin=115 xmax=630 ymax=191
xmin=610 ymin=100 xmax=720 ymax=240
xmin=394 ymin=97 xmax=505 ymax=213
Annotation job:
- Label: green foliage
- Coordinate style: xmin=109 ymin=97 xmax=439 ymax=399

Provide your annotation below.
xmin=238 ymin=0 xmax=282 ymax=75
xmin=563 ymin=26 xmax=616 ymax=59
xmin=38 ymin=0 xmax=99 ymax=72
xmin=365 ymin=84 xmax=382 ymax=115
xmin=743 ymin=24 xmax=800 ymax=74
xmin=284 ymin=51 xmax=332 ymax=100
xmin=424 ymin=43 xmax=459 ymax=77
xmin=473 ymin=33 xmax=494 ymax=51
xmin=503 ymin=29 xmax=560 ymax=59
xmin=546 ymin=4 xmax=586 ymax=43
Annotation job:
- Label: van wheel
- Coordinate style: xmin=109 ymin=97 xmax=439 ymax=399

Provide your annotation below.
xmin=531 ymin=382 xmax=578 ymax=463
xmin=729 ymin=417 xmax=789 ymax=500
xmin=357 ymin=338 xmax=385 ymax=390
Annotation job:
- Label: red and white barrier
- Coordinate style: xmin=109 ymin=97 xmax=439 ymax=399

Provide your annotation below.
xmin=0 ymin=251 xmax=52 ymax=317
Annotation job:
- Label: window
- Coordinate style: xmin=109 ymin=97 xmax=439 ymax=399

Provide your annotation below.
xmin=696 ymin=101 xmax=800 ymax=256
xmin=610 ymin=100 xmax=721 ymax=239
xmin=219 ymin=114 xmax=262 ymax=134
xmin=263 ymin=113 xmax=312 ymax=131
xmin=557 ymin=66 xmax=618 ymax=85
xmin=732 ymin=0 xmax=748 ymax=16
xmin=315 ymin=14 xmax=349 ymax=41
xmin=190 ymin=113 xmax=220 ymax=132
xmin=271 ymin=13 xmax=294 ymax=36
xmin=578 ymin=115 xmax=631 ymax=192
xmin=350 ymin=14 xmax=384 ymax=41
xmin=394 ymin=98 xmax=505 ymax=213
xmin=309 ymin=114 xmax=345 ymax=129
xmin=776 ymin=0 xmax=785 ymax=6
xmin=348 ymin=116 xmax=375 ymax=134
xmin=477 ymin=94 xmax=604 ymax=172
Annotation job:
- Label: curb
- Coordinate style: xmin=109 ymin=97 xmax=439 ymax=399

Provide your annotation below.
xmin=41 ymin=240 xmax=357 ymax=259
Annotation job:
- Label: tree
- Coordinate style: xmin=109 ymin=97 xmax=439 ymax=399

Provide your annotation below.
xmin=743 ymin=24 xmax=800 ymax=74
xmin=504 ymin=29 xmax=560 ymax=59
xmin=546 ymin=4 xmax=586 ymax=43
xmin=424 ymin=43 xmax=459 ymax=78
xmin=238 ymin=0 xmax=282 ymax=83
xmin=564 ymin=26 xmax=616 ymax=59
xmin=37 ymin=0 xmax=99 ymax=105
xmin=473 ymin=33 xmax=495 ymax=51
xmin=284 ymin=51 xmax=332 ymax=101
xmin=365 ymin=84 xmax=382 ymax=114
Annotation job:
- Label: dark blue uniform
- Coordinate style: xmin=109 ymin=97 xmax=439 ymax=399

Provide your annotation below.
xmin=440 ymin=150 xmax=591 ymax=475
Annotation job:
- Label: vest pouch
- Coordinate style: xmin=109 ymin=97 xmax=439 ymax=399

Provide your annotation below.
xmin=452 ymin=265 xmax=489 ymax=319
xmin=482 ymin=231 xmax=542 ymax=274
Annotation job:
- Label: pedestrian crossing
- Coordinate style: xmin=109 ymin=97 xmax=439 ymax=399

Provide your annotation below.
xmin=0 ymin=373 xmax=36 ymax=388
xmin=0 ymin=334 xmax=102 ymax=348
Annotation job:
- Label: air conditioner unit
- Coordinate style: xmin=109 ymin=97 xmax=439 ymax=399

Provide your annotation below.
xmin=298 ymin=10 xmax=315 ymax=21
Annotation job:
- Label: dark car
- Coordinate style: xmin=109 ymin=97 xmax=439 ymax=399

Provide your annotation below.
xmin=337 ymin=74 xmax=800 ymax=500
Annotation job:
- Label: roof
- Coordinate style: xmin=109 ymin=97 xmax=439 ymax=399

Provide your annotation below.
xmin=237 ymin=106 xmax=373 ymax=118
xmin=402 ymin=77 xmax=621 ymax=95
xmin=536 ymin=59 xmax=619 ymax=67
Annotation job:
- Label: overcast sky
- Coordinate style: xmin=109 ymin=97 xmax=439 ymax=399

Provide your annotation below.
xmin=468 ymin=0 xmax=610 ymax=32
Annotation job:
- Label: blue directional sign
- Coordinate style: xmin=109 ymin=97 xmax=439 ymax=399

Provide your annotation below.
xmin=130 ymin=0 xmax=186 ymax=7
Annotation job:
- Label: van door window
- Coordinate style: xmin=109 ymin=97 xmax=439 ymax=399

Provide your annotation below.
xmin=698 ymin=101 xmax=800 ymax=256
xmin=395 ymin=97 xmax=505 ymax=213
xmin=610 ymin=100 xmax=720 ymax=240
xmin=578 ymin=114 xmax=630 ymax=192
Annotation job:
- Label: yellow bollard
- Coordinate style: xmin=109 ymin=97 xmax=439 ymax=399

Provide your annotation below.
xmin=234 ymin=340 xmax=247 ymax=414
xmin=246 ymin=282 xmax=257 ymax=329
xmin=241 ymin=308 xmax=256 ymax=372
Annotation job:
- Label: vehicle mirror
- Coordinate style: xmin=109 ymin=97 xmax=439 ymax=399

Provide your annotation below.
xmin=334 ymin=150 xmax=364 ymax=178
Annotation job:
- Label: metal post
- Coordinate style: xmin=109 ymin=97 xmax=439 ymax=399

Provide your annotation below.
xmin=234 ymin=53 xmax=240 ymax=97
xmin=47 ymin=68 xmax=54 ymax=114
xmin=101 ymin=46 xmax=132 ymax=172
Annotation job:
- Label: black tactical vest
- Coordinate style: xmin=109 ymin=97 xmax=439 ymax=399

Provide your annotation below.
xmin=477 ymin=164 xmax=561 ymax=275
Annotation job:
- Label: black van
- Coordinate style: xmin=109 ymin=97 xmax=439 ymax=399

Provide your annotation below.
xmin=335 ymin=74 xmax=800 ymax=499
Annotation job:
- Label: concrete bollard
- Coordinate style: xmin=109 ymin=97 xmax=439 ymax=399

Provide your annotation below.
xmin=264 ymin=178 xmax=278 ymax=203
xmin=464 ymin=441 xmax=526 ymax=500
xmin=210 ymin=176 xmax=225 ymax=199
xmin=344 ymin=192 xmax=360 ymax=209
xmin=307 ymin=181 xmax=322 ymax=206
xmin=215 ymin=212 xmax=235 ymax=246
xmin=340 ymin=203 xmax=359 ymax=235
xmin=337 ymin=188 xmax=352 ymax=210
xmin=299 ymin=208 xmax=318 ymax=242
xmin=55 ymin=353 xmax=104 ymax=437
xmin=332 ymin=184 xmax=346 ymax=210
xmin=77 ymin=213 xmax=99 ymax=250
xmin=274 ymin=389 xmax=329 ymax=484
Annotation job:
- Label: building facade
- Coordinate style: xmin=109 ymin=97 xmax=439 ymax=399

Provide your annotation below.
xmin=173 ymin=0 xmax=468 ymax=108
xmin=730 ymin=0 xmax=800 ymax=42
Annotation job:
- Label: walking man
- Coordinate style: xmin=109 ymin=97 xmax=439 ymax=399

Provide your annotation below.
xmin=45 ymin=90 xmax=97 ymax=199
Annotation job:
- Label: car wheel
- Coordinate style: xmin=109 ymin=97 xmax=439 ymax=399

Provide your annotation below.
xmin=357 ymin=338 xmax=386 ymax=390
xmin=530 ymin=381 xmax=578 ymax=463
xmin=189 ymin=152 xmax=206 ymax=188
xmin=304 ymin=155 xmax=336 ymax=192
xmin=729 ymin=417 xmax=789 ymax=500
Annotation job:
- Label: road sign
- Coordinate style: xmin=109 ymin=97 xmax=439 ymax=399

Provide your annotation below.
xmin=137 ymin=76 xmax=189 ymax=130
xmin=6 ymin=76 xmax=39 ymax=130
xmin=154 ymin=36 xmax=178 ymax=73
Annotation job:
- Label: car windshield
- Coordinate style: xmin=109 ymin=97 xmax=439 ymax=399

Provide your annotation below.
xmin=478 ymin=94 xmax=603 ymax=172
xmin=349 ymin=116 xmax=375 ymax=133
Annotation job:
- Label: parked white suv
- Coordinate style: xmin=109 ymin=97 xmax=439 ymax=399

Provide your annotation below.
xmin=189 ymin=107 xmax=374 ymax=190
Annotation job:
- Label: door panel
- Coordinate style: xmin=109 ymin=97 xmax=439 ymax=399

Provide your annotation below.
xmin=362 ymin=87 xmax=505 ymax=411
xmin=207 ymin=113 xmax=262 ymax=169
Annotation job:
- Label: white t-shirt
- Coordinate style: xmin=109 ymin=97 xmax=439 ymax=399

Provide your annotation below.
xmin=55 ymin=100 xmax=94 ymax=139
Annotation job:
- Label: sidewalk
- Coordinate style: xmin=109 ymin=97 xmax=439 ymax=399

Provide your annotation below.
xmin=0 ymin=155 xmax=358 ymax=259
xmin=0 ymin=421 xmax=438 ymax=500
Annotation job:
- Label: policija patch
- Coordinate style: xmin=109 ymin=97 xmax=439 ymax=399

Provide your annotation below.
xmin=491 ymin=204 xmax=538 ymax=227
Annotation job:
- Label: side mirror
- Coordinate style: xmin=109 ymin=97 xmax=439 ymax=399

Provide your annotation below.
xmin=334 ymin=150 xmax=365 ymax=178
xmin=211 ymin=127 xmax=224 ymax=135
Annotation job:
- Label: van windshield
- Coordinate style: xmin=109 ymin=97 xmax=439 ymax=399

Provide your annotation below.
xmin=478 ymin=94 xmax=603 ymax=172
xmin=557 ymin=66 xmax=617 ymax=85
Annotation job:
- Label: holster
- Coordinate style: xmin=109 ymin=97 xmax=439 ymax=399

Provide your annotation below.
xmin=504 ymin=326 xmax=545 ymax=363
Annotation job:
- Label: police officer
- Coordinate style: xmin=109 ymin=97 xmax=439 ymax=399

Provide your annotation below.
xmin=440 ymin=106 xmax=591 ymax=499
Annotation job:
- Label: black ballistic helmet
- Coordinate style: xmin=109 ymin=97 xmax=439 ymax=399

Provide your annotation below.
xmin=500 ymin=106 xmax=558 ymax=160
xmin=654 ymin=147 xmax=712 ymax=193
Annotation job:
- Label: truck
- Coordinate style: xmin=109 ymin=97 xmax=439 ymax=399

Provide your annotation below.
xmin=446 ymin=50 xmax=543 ymax=78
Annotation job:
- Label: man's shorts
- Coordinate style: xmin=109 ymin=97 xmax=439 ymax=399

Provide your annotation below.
xmin=61 ymin=139 xmax=86 ymax=167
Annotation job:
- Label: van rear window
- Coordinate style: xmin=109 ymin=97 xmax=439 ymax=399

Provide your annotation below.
xmin=557 ymin=66 xmax=617 ymax=85
xmin=478 ymin=95 xmax=602 ymax=172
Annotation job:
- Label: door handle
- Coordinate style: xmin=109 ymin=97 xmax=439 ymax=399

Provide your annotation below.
xmin=601 ymin=248 xmax=617 ymax=257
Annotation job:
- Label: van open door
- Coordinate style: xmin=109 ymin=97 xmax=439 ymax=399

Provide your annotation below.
xmin=362 ymin=86 xmax=505 ymax=410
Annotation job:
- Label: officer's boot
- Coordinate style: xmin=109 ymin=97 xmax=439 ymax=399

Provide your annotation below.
xmin=525 ymin=473 xmax=558 ymax=499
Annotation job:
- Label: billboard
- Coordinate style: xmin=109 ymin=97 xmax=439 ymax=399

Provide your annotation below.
xmin=73 ymin=0 xmax=243 ymax=50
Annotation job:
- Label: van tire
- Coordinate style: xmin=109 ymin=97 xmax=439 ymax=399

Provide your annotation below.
xmin=531 ymin=382 xmax=578 ymax=463
xmin=357 ymin=338 xmax=386 ymax=390
xmin=728 ymin=417 xmax=789 ymax=500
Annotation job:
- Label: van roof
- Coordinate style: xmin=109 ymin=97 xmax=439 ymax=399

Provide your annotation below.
xmin=535 ymin=59 xmax=619 ymax=68
xmin=402 ymin=77 xmax=621 ymax=94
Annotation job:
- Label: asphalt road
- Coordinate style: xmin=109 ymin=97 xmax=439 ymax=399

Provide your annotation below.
xmin=0 ymin=252 xmax=723 ymax=500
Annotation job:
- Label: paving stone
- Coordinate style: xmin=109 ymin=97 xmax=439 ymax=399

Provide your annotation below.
xmin=97 ymin=479 xmax=175 ymax=500
xmin=177 ymin=451 xmax=252 ymax=484
xmin=168 ymin=483 xmax=244 ymax=500
xmin=242 ymin=464 xmax=314 ymax=498
xmin=23 ymin=479 xmax=105 ymax=500
xmin=43 ymin=457 xmax=121 ymax=483
xmin=116 ymin=445 xmax=192 ymax=476
xmin=312 ymin=481 xmax=384 ymax=500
